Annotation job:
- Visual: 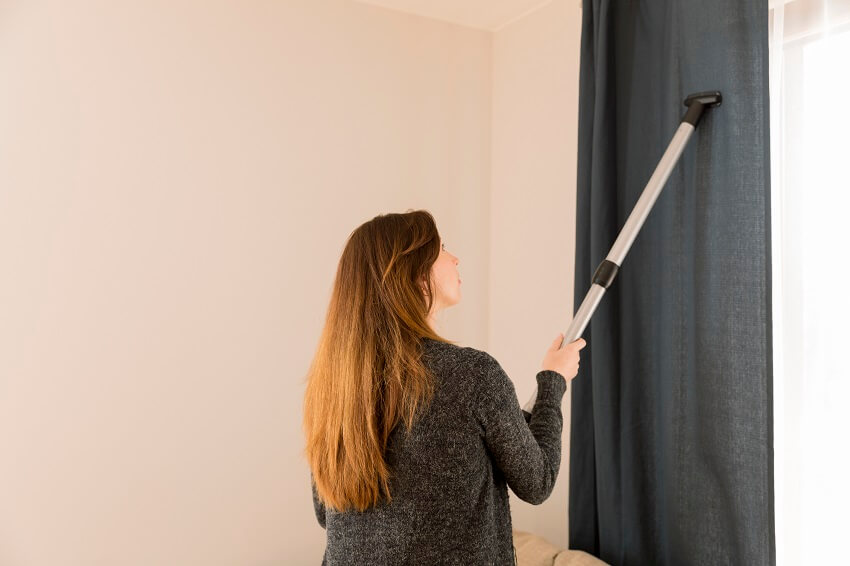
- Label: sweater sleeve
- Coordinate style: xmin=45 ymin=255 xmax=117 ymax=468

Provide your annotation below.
xmin=475 ymin=355 xmax=567 ymax=505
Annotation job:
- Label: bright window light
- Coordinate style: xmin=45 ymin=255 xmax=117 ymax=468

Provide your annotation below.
xmin=770 ymin=2 xmax=850 ymax=563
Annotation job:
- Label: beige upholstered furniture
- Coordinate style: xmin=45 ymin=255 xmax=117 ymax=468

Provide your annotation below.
xmin=512 ymin=530 xmax=609 ymax=566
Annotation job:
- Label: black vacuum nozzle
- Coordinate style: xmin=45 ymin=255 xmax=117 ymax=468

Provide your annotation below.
xmin=684 ymin=91 xmax=723 ymax=108
xmin=682 ymin=91 xmax=722 ymax=126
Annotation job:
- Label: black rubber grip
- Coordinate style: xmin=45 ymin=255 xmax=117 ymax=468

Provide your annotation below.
xmin=592 ymin=260 xmax=620 ymax=289
xmin=682 ymin=102 xmax=705 ymax=127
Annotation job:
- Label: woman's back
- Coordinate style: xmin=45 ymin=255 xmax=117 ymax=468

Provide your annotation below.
xmin=312 ymin=337 xmax=568 ymax=565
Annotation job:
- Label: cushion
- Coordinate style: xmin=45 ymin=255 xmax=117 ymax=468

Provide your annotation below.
xmin=513 ymin=530 xmax=609 ymax=566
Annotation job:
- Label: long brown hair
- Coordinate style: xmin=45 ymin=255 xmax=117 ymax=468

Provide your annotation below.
xmin=302 ymin=209 xmax=457 ymax=513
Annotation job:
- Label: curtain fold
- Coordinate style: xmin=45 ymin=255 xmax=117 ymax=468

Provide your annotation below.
xmin=568 ymin=1 xmax=775 ymax=564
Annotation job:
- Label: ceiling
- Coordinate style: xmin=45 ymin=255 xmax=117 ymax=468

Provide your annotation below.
xmin=351 ymin=0 xmax=555 ymax=32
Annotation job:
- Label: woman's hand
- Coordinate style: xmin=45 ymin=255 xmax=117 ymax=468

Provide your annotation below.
xmin=541 ymin=333 xmax=586 ymax=380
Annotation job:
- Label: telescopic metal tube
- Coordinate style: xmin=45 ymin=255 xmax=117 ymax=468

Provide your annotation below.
xmin=522 ymin=91 xmax=721 ymax=413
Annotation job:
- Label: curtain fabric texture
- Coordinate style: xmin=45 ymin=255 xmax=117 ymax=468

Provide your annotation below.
xmin=568 ymin=1 xmax=775 ymax=565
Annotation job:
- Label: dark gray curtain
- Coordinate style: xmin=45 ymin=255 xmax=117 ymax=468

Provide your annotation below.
xmin=568 ymin=1 xmax=774 ymax=565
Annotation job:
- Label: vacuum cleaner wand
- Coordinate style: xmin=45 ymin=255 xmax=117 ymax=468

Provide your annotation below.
xmin=522 ymin=91 xmax=722 ymax=414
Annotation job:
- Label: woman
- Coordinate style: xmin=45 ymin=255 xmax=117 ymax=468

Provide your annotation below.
xmin=302 ymin=210 xmax=586 ymax=565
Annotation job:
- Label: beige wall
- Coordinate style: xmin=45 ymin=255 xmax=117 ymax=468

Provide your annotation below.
xmin=0 ymin=0 xmax=579 ymax=563
xmin=492 ymin=0 xmax=582 ymax=550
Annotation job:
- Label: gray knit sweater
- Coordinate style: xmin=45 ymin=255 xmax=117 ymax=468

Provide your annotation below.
xmin=311 ymin=336 xmax=567 ymax=565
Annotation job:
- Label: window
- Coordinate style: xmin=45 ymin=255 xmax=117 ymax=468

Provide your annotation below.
xmin=769 ymin=1 xmax=850 ymax=564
